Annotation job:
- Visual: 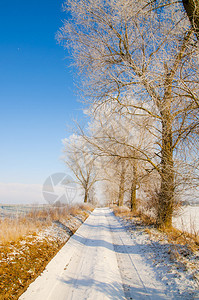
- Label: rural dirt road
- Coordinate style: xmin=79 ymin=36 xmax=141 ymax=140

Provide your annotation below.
xmin=20 ymin=208 xmax=169 ymax=300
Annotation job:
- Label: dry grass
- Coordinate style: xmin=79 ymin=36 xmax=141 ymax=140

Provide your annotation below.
xmin=112 ymin=205 xmax=156 ymax=226
xmin=0 ymin=208 xmax=63 ymax=245
xmin=162 ymin=227 xmax=199 ymax=252
xmin=78 ymin=203 xmax=94 ymax=212
xmin=111 ymin=205 xmax=131 ymax=217
xmin=112 ymin=205 xmax=199 ymax=251
xmin=0 ymin=204 xmax=94 ymax=246
xmin=0 ymin=217 xmax=45 ymax=245
xmin=0 ymin=204 xmax=93 ymax=300
xmin=27 ymin=206 xmax=70 ymax=222
xmin=0 ymin=237 xmax=61 ymax=300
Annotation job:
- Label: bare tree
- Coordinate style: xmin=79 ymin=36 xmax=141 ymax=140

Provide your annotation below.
xmin=62 ymin=135 xmax=98 ymax=203
xmin=80 ymin=102 xmax=152 ymax=210
xmin=58 ymin=0 xmax=199 ymax=227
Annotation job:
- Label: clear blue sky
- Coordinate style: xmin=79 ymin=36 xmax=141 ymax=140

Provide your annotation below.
xmin=0 ymin=0 xmax=83 ymax=187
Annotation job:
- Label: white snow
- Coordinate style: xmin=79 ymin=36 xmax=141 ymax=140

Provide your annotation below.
xmin=19 ymin=208 xmax=199 ymax=300
xmin=173 ymin=205 xmax=199 ymax=235
xmin=120 ymin=214 xmax=199 ymax=299
xmin=19 ymin=208 xmax=125 ymax=300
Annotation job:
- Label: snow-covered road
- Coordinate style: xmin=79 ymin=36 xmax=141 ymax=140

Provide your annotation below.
xmin=20 ymin=208 xmax=169 ymax=300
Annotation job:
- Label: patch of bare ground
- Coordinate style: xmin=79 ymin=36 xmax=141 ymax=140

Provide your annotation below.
xmin=112 ymin=205 xmax=199 ymax=298
xmin=0 ymin=204 xmax=94 ymax=300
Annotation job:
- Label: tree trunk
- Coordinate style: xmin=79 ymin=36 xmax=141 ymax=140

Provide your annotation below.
xmin=157 ymin=108 xmax=174 ymax=228
xmin=84 ymin=190 xmax=88 ymax=203
xmin=118 ymin=162 xmax=125 ymax=206
xmin=130 ymin=161 xmax=137 ymax=211
xmin=182 ymin=0 xmax=199 ymax=39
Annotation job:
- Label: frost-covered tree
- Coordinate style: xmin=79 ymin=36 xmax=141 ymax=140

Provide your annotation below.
xmin=58 ymin=0 xmax=199 ymax=227
xmin=80 ymin=102 xmax=153 ymax=210
xmin=62 ymin=135 xmax=98 ymax=203
xmin=154 ymin=0 xmax=199 ymax=40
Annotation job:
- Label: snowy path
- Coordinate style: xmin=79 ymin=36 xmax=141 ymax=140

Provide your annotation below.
xmin=20 ymin=208 xmax=168 ymax=300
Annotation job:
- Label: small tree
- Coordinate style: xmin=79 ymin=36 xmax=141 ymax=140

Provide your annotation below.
xmin=62 ymin=135 xmax=98 ymax=203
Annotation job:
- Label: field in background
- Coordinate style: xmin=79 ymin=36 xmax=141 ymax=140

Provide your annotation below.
xmin=0 ymin=204 xmax=47 ymax=218
xmin=173 ymin=205 xmax=199 ymax=235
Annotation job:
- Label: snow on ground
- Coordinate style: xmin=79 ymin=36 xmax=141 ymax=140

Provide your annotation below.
xmin=20 ymin=208 xmax=199 ymax=300
xmin=120 ymin=214 xmax=199 ymax=299
xmin=173 ymin=205 xmax=199 ymax=235
xmin=20 ymin=208 xmax=125 ymax=300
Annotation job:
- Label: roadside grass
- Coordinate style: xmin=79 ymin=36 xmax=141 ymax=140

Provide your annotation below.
xmin=163 ymin=227 xmax=199 ymax=251
xmin=0 ymin=237 xmax=61 ymax=300
xmin=112 ymin=205 xmax=156 ymax=226
xmin=112 ymin=205 xmax=199 ymax=285
xmin=0 ymin=217 xmax=44 ymax=245
xmin=0 ymin=205 xmax=93 ymax=246
xmin=0 ymin=204 xmax=94 ymax=300
xmin=112 ymin=205 xmax=199 ymax=251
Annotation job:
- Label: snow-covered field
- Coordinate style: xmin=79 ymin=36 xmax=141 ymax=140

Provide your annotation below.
xmin=173 ymin=205 xmax=199 ymax=235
